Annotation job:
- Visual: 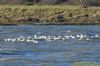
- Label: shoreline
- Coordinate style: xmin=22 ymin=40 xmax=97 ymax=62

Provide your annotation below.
xmin=0 ymin=5 xmax=100 ymax=25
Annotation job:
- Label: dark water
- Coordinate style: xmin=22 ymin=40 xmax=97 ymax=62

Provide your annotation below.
xmin=0 ymin=25 xmax=100 ymax=66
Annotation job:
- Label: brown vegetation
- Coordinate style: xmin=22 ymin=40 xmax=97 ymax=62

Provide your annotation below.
xmin=0 ymin=5 xmax=100 ymax=25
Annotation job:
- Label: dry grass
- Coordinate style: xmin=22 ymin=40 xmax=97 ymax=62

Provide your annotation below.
xmin=0 ymin=5 xmax=100 ymax=25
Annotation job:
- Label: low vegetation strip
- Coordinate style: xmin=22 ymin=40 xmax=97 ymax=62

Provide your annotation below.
xmin=0 ymin=5 xmax=100 ymax=25
xmin=73 ymin=62 xmax=100 ymax=66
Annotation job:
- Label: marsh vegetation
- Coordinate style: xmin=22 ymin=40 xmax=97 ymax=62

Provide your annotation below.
xmin=0 ymin=5 xmax=100 ymax=25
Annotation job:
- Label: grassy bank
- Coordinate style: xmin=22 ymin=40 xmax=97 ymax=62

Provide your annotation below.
xmin=0 ymin=5 xmax=100 ymax=25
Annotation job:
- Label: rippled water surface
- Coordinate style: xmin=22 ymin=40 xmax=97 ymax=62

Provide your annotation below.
xmin=0 ymin=25 xmax=100 ymax=66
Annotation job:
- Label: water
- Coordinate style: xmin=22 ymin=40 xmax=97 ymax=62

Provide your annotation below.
xmin=0 ymin=25 xmax=100 ymax=66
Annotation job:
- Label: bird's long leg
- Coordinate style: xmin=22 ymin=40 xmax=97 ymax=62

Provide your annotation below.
xmin=80 ymin=0 xmax=88 ymax=8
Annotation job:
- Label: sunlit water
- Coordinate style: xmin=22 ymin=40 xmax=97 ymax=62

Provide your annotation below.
xmin=0 ymin=25 xmax=100 ymax=66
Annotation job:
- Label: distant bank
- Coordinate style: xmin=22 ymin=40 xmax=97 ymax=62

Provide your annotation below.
xmin=0 ymin=5 xmax=100 ymax=25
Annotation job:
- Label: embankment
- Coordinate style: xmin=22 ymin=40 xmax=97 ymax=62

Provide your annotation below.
xmin=0 ymin=5 xmax=100 ymax=25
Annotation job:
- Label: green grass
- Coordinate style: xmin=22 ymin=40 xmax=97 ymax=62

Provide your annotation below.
xmin=73 ymin=62 xmax=100 ymax=66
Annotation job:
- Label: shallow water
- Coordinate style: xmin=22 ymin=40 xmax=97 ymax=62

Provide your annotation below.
xmin=0 ymin=25 xmax=100 ymax=66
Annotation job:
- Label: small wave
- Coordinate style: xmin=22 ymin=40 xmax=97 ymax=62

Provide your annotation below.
xmin=0 ymin=49 xmax=23 ymax=55
xmin=64 ymin=30 xmax=80 ymax=33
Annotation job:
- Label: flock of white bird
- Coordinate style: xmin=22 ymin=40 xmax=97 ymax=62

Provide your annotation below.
xmin=4 ymin=34 xmax=100 ymax=43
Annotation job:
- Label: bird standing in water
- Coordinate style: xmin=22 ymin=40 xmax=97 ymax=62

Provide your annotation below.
xmin=80 ymin=0 xmax=88 ymax=8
